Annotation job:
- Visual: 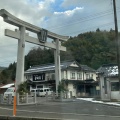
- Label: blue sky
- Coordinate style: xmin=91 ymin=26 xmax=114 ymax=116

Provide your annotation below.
xmin=0 ymin=0 xmax=120 ymax=67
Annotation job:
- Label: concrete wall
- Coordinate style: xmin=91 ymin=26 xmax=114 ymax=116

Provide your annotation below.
xmin=111 ymin=91 xmax=120 ymax=100
xmin=100 ymin=76 xmax=111 ymax=101
xmin=67 ymin=83 xmax=76 ymax=97
xmin=110 ymin=78 xmax=120 ymax=101
xmin=100 ymin=76 xmax=120 ymax=101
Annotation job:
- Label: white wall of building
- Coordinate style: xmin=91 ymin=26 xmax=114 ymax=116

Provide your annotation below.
xmin=64 ymin=70 xmax=97 ymax=81
xmin=111 ymin=91 xmax=120 ymax=100
xmin=100 ymin=76 xmax=120 ymax=101
xmin=110 ymin=78 xmax=120 ymax=101
xmin=67 ymin=83 xmax=76 ymax=97
xmin=83 ymin=72 xmax=97 ymax=81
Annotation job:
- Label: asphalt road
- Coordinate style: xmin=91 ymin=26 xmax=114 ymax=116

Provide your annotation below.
xmin=0 ymin=99 xmax=120 ymax=120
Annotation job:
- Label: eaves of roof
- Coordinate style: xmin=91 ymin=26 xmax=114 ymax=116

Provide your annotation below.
xmin=97 ymin=64 xmax=118 ymax=77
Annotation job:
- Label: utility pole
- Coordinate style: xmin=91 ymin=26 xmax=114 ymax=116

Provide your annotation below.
xmin=113 ymin=0 xmax=120 ymax=90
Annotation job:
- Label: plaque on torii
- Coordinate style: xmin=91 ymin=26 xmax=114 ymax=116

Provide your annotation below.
xmin=0 ymin=9 xmax=69 ymax=94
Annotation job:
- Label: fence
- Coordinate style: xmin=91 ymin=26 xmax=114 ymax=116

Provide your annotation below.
xmin=0 ymin=93 xmax=36 ymax=105
xmin=17 ymin=93 xmax=36 ymax=105
xmin=0 ymin=94 xmax=13 ymax=105
xmin=0 ymin=91 xmax=73 ymax=105
xmin=45 ymin=91 xmax=73 ymax=102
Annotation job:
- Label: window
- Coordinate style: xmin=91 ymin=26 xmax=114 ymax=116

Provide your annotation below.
xmin=90 ymin=74 xmax=93 ymax=79
xmin=37 ymin=85 xmax=43 ymax=88
xmin=104 ymin=78 xmax=107 ymax=94
xmin=46 ymin=75 xmax=50 ymax=80
xmin=77 ymin=72 xmax=82 ymax=79
xmin=32 ymin=85 xmax=36 ymax=89
xmin=86 ymin=73 xmax=90 ymax=79
xmin=40 ymin=90 xmax=43 ymax=92
xmin=44 ymin=89 xmax=46 ymax=92
xmin=70 ymin=71 xmax=76 ymax=79
xmin=26 ymin=75 xmax=32 ymax=80
xmin=64 ymin=71 xmax=67 ymax=79
xmin=51 ymin=74 xmax=55 ymax=79
xmin=111 ymin=82 xmax=119 ymax=91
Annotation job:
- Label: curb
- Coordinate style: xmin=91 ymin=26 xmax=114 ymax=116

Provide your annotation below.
xmin=0 ymin=115 xmax=62 ymax=120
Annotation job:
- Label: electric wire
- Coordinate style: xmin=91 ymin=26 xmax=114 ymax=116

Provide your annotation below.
xmin=47 ymin=8 xmax=120 ymax=32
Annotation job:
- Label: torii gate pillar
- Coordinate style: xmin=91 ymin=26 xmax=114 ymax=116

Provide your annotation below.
xmin=54 ymin=39 xmax=61 ymax=95
xmin=16 ymin=26 xmax=26 ymax=90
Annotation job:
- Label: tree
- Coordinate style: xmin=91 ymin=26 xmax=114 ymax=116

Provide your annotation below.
xmin=25 ymin=48 xmax=54 ymax=70
xmin=17 ymin=81 xmax=28 ymax=95
xmin=64 ymin=30 xmax=116 ymax=69
xmin=58 ymin=81 xmax=67 ymax=93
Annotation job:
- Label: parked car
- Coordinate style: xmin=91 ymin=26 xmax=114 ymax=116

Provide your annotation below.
xmin=30 ymin=89 xmax=38 ymax=96
xmin=37 ymin=88 xmax=53 ymax=97
xmin=4 ymin=87 xmax=15 ymax=98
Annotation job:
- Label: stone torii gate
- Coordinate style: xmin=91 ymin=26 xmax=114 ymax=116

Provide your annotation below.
xmin=0 ymin=9 xmax=69 ymax=94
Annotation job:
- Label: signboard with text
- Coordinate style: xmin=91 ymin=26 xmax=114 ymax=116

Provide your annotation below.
xmin=33 ymin=73 xmax=45 ymax=82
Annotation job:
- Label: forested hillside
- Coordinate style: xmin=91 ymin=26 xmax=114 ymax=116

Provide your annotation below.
xmin=0 ymin=62 xmax=16 ymax=84
xmin=64 ymin=29 xmax=116 ymax=69
xmin=0 ymin=29 xmax=118 ymax=84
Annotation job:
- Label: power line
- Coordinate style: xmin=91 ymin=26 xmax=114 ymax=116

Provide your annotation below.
xmin=62 ymin=20 xmax=120 ymax=36
xmin=45 ymin=0 xmax=120 ymax=31
xmin=47 ymin=8 xmax=120 ymax=32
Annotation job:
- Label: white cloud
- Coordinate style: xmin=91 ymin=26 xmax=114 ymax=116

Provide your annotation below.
xmin=0 ymin=0 xmax=55 ymax=67
xmin=0 ymin=0 xmax=54 ymax=26
xmin=54 ymin=7 xmax=84 ymax=16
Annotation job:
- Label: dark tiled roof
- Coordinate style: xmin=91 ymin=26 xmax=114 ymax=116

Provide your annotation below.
xmin=97 ymin=64 xmax=118 ymax=77
xmin=25 ymin=60 xmax=78 ymax=74
xmin=25 ymin=60 xmax=95 ymax=74
xmin=80 ymin=65 xmax=96 ymax=72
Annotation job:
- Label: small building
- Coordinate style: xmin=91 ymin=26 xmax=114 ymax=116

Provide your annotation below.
xmin=97 ymin=64 xmax=120 ymax=101
xmin=25 ymin=60 xmax=98 ymax=97
xmin=0 ymin=83 xmax=14 ymax=94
